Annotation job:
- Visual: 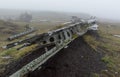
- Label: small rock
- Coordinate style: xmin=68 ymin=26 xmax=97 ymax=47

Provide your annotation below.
xmin=115 ymin=72 xmax=118 ymax=74
xmin=81 ymin=56 xmax=84 ymax=58
xmin=105 ymin=69 xmax=108 ymax=72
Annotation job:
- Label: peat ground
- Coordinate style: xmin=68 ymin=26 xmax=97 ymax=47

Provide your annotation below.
xmin=28 ymin=32 xmax=106 ymax=77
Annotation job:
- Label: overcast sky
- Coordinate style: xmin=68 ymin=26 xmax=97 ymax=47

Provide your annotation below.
xmin=0 ymin=0 xmax=120 ymax=20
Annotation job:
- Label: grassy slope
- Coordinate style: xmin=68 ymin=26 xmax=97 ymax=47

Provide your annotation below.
xmin=0 ymin=20 xmax=63 ymax=75
xmin=0 ymin=20 xmax=25 ymax=47
xmin=83 ymin=23 xmax=120 ymax=77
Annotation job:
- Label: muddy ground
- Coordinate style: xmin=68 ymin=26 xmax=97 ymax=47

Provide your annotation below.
xmin=28 ymin=33 xmax=106 ymax=77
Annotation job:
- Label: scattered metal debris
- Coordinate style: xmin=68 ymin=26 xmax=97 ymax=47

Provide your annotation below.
xmin=114 ymin=35 xmax=120 ymax=38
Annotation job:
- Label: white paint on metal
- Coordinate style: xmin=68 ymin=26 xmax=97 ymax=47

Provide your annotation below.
xmin=88 ymin=24 xmax=98 ymax=30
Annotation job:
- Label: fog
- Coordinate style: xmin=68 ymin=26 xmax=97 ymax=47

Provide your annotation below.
xmin=0 ymin=0 xmax=120 ymax=20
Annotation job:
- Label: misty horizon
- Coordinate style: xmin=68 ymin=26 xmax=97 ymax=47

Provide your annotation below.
xmin=0 ymin=0 xmax=120 ymax=21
